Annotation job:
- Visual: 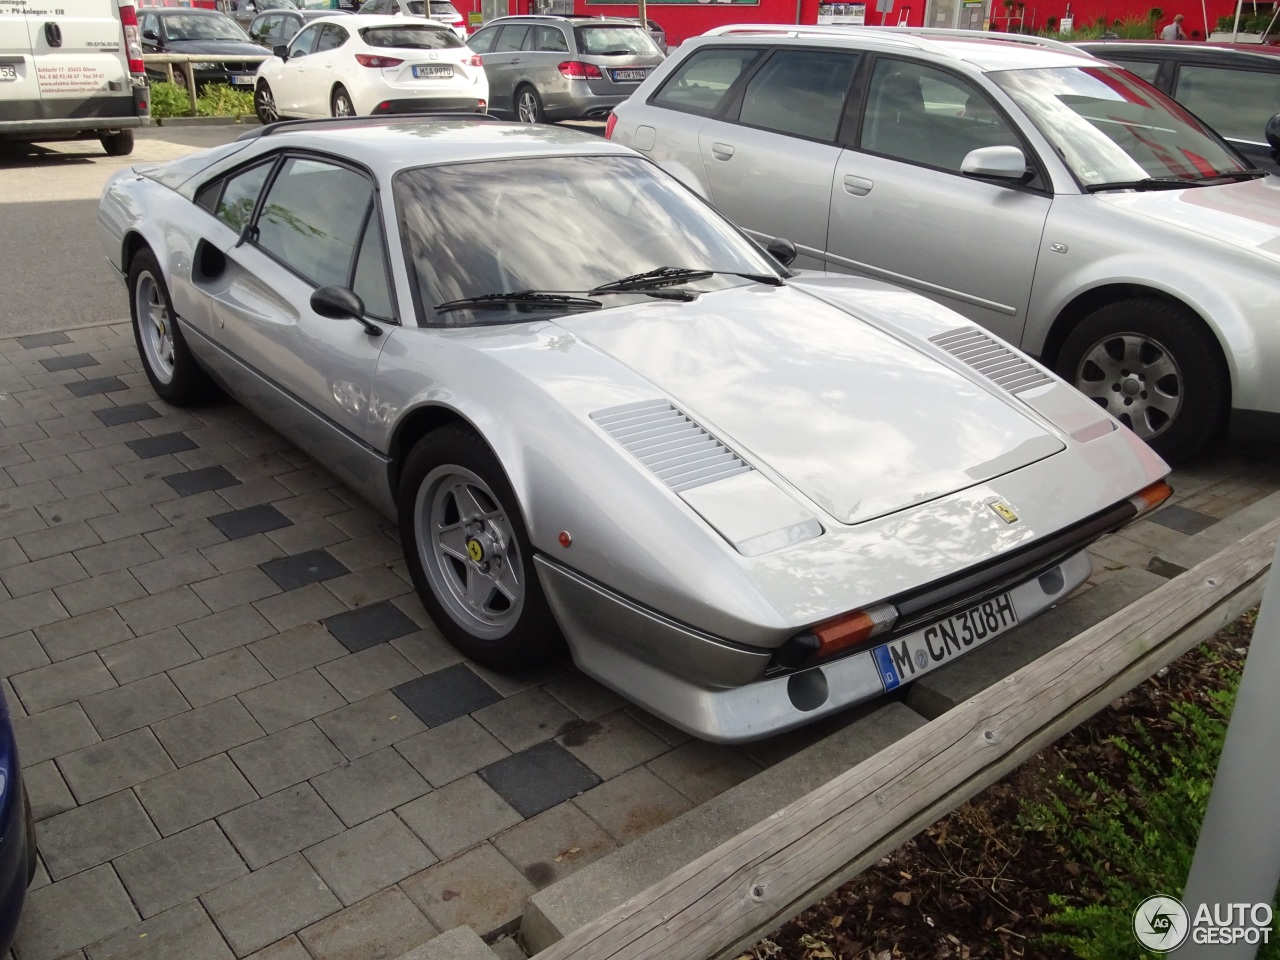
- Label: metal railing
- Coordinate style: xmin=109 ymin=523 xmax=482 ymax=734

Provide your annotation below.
xmin=142 ymin=53 xmax=273 ymax=116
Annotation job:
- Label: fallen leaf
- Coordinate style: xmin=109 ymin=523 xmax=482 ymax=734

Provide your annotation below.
xmin=554 ymin=846 xmax=582 ymax=863
xmin=891 ymin=892 xmax=912 ymax=906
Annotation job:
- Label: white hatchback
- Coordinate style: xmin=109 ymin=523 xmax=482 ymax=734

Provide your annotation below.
xmin=254 ymin=14 xmax=486 ymax=121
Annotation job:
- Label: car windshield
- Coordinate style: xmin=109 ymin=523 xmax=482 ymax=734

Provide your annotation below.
xmin=362 ymin=24 xmax=461 ymax=47
xmin=395 ymin=155 xmax=779 ymax=326
xmin=574 ymin=24 xmax=659 ymax=56
xmin=991 ymin=66 xmax=1249 ymax=187
xmin=428 ymin=1 xmax=459 ymax=18
xmin=163 ymin=13 xmax=249 ymax=40
xmin=260 ymin=0 xmax=298 ymax=10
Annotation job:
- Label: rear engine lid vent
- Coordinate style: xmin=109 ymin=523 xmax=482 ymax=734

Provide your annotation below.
xmin=930 ymin=327 xmax=1052 ymax=395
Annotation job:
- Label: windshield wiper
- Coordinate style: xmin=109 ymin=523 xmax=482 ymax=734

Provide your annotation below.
xmin=1197 ymin=170 xmax=1268 ymax=183
xmin=1084 ymin=177 xmax=1204 ymax=193
xmin=589 ymin=265 xmax=783 ymax=295
xmin=435 ymin=291 xmax=602 ymax=313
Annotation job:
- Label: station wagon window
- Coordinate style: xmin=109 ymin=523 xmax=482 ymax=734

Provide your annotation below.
xmin=207 ymin=162 xmax=273 ymax=232
xmin=861 ymin=60 xmax=1019 ymax=173
xmin=1108 ymin=58 xmax=1160 ymax=83
xmin=651 ymin=47 xmax=764 ymax=117
xmin=1174 ymin=65 xmax=1280 ymax=143
xmin=574 ymin=24 xmax=658 ymax=56
xmin=466 ymin=26 xmax=498 ymax=52
xmin=288 ymin=22 xmax=321 ymax=57
xmin=255 ymin=158 xmax=375 ymax=290
xmin=362 ymin=24 xmax=462 ymax=48
xmin=315 ymin=23 xmax=349 ymax=52
xmin=352 ymin=209 xmax=395 ymax=321
xmin=530 ymin=25 xmax=568 ymax=52
xmin=494 ymin=25 xmax=529 ymax=51
xmin=737 ymin=49 xmax=858 ymax=142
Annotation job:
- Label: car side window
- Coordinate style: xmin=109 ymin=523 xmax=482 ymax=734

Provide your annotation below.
xmin=530 ymin=25 xmax=568 ymax=52
xmin=467 ymin=26 xmax=497 ymax=53
xmin=315 ymin=24 xmax=348 ymax=52
xmin=651 ymin=47 xmax=764 ymax=117
xmin=249 ymin=14 xmax=278 ymax=43
xmin=205 ymin=161 xmax=274 ymax=232
xmin=494 ymin=25 xmax=529 ymax=52
xmin=351 ymin=208 xmax=395 ymax=321
xmin=736 ymin=49 xmax=859 ymax=142
xmin=255 ymin=158 xmax=375 ymax=290
xmin=1174 ymin=65 xmax=1280 ymax=143
xmin=288 ymin=22 xmax=321 ymax=57
xmin=860 ymin=59 xmax=1021 ymax=173
xmin=141 ymin=12 xmax=158 ymax=38
xmin=1109 ymin=58 xmax=1160 ymax=83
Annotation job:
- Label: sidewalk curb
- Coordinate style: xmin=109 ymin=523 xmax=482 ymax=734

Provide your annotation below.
xmin=154 ymin=116 xmax=254 ymax=127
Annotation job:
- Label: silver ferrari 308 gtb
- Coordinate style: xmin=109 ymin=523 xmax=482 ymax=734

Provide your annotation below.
xmin=98 ymin=117 xmax=1170 ymax=742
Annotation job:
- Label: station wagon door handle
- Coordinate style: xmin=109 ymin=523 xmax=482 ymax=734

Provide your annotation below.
xmin=710 ymin=142 xmax=735 ymax=161
xmin=843 ymin=174 xmax=873 ymax=196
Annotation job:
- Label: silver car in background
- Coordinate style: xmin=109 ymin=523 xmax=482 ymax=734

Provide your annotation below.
xmin=468 ymin=14 xmax=664 ymax=122
xmin=609 ymin=26 xmax=1280 ymax=463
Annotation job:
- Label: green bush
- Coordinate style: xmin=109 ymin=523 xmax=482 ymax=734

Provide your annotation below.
xmin=149 ymin=80 xmax=255 ymax=119
xmin=148 ymin=80 xmax=189 ymax=119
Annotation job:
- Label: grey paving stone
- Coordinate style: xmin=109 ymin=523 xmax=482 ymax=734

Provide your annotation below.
xmin=12 ymin=701 xmax=100 ymax=764
xmin=396 ymin=716 xmax=511 ymax=789
xmin=75 ymin=534 xmax=161 ymax=577
xmin=169 ymin=647 xmax=271 ymax=708
xmin=129 ymin=551 xmax=219 ymax=595
xmin=1149 ymin=502 xmax=1219 ymax=535
xmin=400 ymin=926 xmax=502 ymax=960
xmin=201 ymin=533 xmax=287 ymax=575
xmin=40 ymin=353 xmax=98 ymax=373
xmin=541 ymin=674 xmax=627 ymax=723
xmin=53 ymin=466 xmax=129 ymax=501
xmin=468 ymin=661 xmax=567 ymax=698
xmin=571 ymin=766 xmax=693 ymax=845
xmin=646 ymin=740 xmax=760 ymax=805
xmin=152 ymin=696 xmax=265 ymax=768
xmin=325 ymin=534 xmax=400 ymax=573
xmin=392 ymin=664 xmax=502 ymax=729
xmin=22 ymin=759 xmax=77 ymax=821
xmin=38 ymin=789 xmax=159 ymax=880
xmin=35 ymin=608 xmax=133 ymax=662
xmin=238 ymin=670 xmax=346 ymax=735
xmin=175 ymin=607 xmax=274 ymax=662
xmin=492 ymin=801 xmax=618 ymax=890
xmin=265 ymin=517 xmax=348 ymax=556
xmin=116 ymin=585 xmax=212 ymax=636
xmin=479 ymin=742 xmax=601 ymax=819
xmin=37 ymin=492 xmax=117 ymax=526
xmin=319 ymin=644 xmax=421 ymax=704
xmin=88 ymin=505 xmax=169 ymax=543
xmin=94 ymin=403 xmax=160 ymax=427
xmin=0 ymin=536 xmax=26 ymax=571
xmin=8 ymin=455 xmax=80 ymax=487
xmin=0 ymin=506 xmax=48 ymax=540
xmin=0 ymin=589 xmax=69 ymax=640
xmin=115 ymin=821 xmax=249 ymax=919
xmin=136 ymin=752 xmax=259 ymax=838
xmin=125 ymin=432 xmax=198 ymax=460
xmin=164 ymin=465 xmax=241 ymax=497
xmin=298 ymin=887 xmax=436 ymax=960
xmin=219 ymin=783 xmax=344 ymax=870
xmin=323 ymin=601 xmax=418 ymax=654
xmin=243 ymin=935 xmax=310 ymax=960
xmin=398 ymin=774 xmax=523 ymax=860
xmin=54 ymin=569 xmax=147 ymax=618
xmin=209 ymin=504 xmax=292 ymax=541
xmin=17 ymin=519 xmax=102 ymax=563
xmin=1 ymin=553 xmax=86 ymax=598
xmin=102 ymin=477 xmax=183 ymax=514
xmin=101 ymin=627 xmax=201 ymax=686
xmin=217 ymin=478 xmax=292 ymax=513
xmin=192 ymin=567 xmax=282 ymax=615
xmin=59 ymin=727 xmax=175 ymax=804
xmin=11 ymin=651 xmax=115 ymax=713
xmin=314 ymin=690 xmax=426 ymax=760
xmin=554 ymin=710 xmax=669 ymax=781
xmin=474 ymin=688 xmax=582 ymax=755
xmin=10 ymin=863 xmax=138 ymax=960
xmin=0 ymin=630 xmax=48 ymax=677
xmin=390 ymin=629 xmax=465 ymax=677
xmin=258 ymin=550 xmax=348 ymax=593
xmin=66 ymin=376 xmax=127 ymax=399
xmin=230 ymin=721 xmax=344 ymax=796
xmin=84 ymin=899 xmax=234 ymax=960
xmin=248 ymin=622 xmax=348 ymax=680
xmin=401 ymin=842 xmax=535 ymax=940
xmin=273 ymin=490 xmax=347 ymax=524
xmin=203 ymin=854 xmax=341 ymax=958
xmin=143 ymin=517 xmax=226 ymax=559
xmin=321 ymin=567 xmax=410 ymax=612
xmin=311 ymin=747 xmax=430 ymax=827
xmin=68 ymin=443 xmax=136 ymax=473
xmin=0 ymin=677 xmax=21 ymax=717
xmin=80 ymin=674 xmax=189 ymax=740
xmin=18 ymin=332 xmax=72 ymax=348
xmin=254 ymin=581 xmax=348 ymax=633
xmin=304 ymin=811 xmax=437 ymax=906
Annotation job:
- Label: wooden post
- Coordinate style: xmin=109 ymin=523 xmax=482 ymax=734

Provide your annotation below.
xmin=183 ymin=60 xmax=198 ymax=116
xmin=164 ymin=62 xmax=174 ymax=83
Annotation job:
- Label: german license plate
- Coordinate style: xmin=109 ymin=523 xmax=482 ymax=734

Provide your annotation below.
xmin=610 ymin=68 xmax=646 ymax=82
xmin=871 ymin=592 xmax=1019 ymax=691
xmin=229 ymin=75 xmax=255 ymax=86
xmin=0 ymin=65 xmax=16 ymax=82
xmin=413 ymin=64 xmax=454 ymax=79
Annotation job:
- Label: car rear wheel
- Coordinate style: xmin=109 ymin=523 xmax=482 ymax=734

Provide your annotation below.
xmin=399 ymin=425 xmax=560 ymax=670
xmin=100 ymin=130 xmax=134 ymax=157
xmin=128 ymin=248 xmax=217 ymax=406
xmin=1057 ymin=297 xmax=1228 ymax=463
xmin=23 ymin=786 xmax=36 ymax=885
xmin=255 ymin=81 xmax=279 ymax=124
xmin=515 ymin=85 xmax=544 ymax=124
xmin=331 ymin=85 xmax=355 ymax=118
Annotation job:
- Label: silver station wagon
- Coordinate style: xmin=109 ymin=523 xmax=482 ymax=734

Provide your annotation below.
xmin=609 ymin=27 xmax=1280 ymax=462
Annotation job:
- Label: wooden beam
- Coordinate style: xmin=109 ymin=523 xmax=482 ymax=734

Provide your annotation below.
xmin=533 ymin=517 xmax=1280 ymax=960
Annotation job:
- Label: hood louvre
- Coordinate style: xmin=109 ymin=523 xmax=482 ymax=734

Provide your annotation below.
xmin=591 ymin=400 xmax=753 ymax=492
xmin=930 ymin=328 xmax=1052 ymax=395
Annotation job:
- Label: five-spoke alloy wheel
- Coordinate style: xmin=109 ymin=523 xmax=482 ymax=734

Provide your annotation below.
xmin=127 ymin=248 xmax=216 ymax=406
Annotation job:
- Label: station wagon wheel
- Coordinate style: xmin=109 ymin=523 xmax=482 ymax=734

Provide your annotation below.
xmin=399 ymin=426 xmax=560 ymax=669
xmin=255 ymin=80 xmax=278 ymax=124
xmin=515 ymin=85 xmax=544 ymax=124
xmin=1057 ymin=297 xmax=1228 ymax=463
xmin=331 ymin=85 xmax=355 ymax=118
xmin=127 ymin=247 xmax=217 ymax=406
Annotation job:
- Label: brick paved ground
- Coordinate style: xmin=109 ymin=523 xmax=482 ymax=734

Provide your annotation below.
xmin=2 ymin=321 xmax=1277 ymax=960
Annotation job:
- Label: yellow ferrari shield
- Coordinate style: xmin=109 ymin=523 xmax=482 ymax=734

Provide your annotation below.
xmin=466 ymin=538 xmax=484 ymax=562
xmin=988 ymin=500 xmax=1018 ymax=524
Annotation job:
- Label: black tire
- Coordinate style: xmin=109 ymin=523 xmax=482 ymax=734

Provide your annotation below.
xmin=23 ymin=785 xmax=36 ymax=886
xmin=100 ymin=130 xmax=134 ymax=157
xmin=1056 ymin=297 xmax=1228 ymax=463
xmin=331 ymin=85 xmax=356 ymax=118
xmin=514 ymin=84 xmax=545 ymax=124
xmin=398 ymin=425 xmax=561 ymax=670
xmin=127 ymin=248 xmax=217 ymax=406
xmin=255 ymin=80 xmax=279 ymax=125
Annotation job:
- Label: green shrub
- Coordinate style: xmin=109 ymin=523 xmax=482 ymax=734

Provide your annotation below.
xmin=148 ymin=80 xmax=255 ymax=119
xmin=1216 ymin=10 xmax=1279 ymax=32
xmin=148 ymin=81 xmax=189 ymax=119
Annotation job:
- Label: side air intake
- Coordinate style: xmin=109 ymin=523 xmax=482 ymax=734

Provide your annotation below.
xmin=930 ymin=327 xmax=1052 ymax=394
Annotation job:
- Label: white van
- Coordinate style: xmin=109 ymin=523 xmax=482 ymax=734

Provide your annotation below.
xmin=0 ymin=0 xmax=148 ymax=155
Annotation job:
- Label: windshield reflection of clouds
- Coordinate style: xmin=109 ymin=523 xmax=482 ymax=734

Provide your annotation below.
xmin=394 ymin=155 xmax=773 ymax=326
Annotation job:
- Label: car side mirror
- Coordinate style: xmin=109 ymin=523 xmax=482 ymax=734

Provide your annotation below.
xmin=960 ymin=145 xmax=1031 ymax=183
xmin=1266 ymin=112 xmax=1280 ymax=152
xmin=766 ymin=237 xmax=798 ymax=268
xmin=311 ymin=286 xmax=381 ymax=336
xmin=142 ymin=27 xmax=157 ymax=39
xmin=273 ymin=43 xmax=289 ymax=60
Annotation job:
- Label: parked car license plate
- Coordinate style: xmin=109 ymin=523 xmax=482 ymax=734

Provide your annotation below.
xmin=413 ymin=65 xmax=454 ymax=79
xmin=0 ymin=65 xmax=17 ymax=82
xmin=230 ymin=75 xmax=255 ymax=86
xmin=610 ymin=68 xmax=647 ymax=82
xmin=871 ymin=592 xmax=1019 ymax=691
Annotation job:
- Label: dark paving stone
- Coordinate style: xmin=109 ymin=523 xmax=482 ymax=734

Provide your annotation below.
xmin=259 ymin=549 xmax=348 ymax=591
xmin=17 ymin=332 xmax=71 ymax=348
xmin=1149 ymin=504 xmax=1218 ymax=536
xmin=211 ymin=504 xmax=293 ymax=541
xmin=127 ymin=431 xmax=198 ymax=459
xmin=66 ymin=376 xmax=127 ymax=398
xmin=165 ymin=465 xmax=241 ymax=496
xmin=479 ymin=741 xmax=601 ymax=818
xmin=393 ymin=664 xmax=502 ymax=728
xmin=1147 ymin=556 xmax=1189 ymax=579
xmin=324 ymin=602 xmax=419 ymax=653
xmin=40 ymin=353 xmax=99 ymax=372
xmin=95 ymin=403 xmax=161 ymax=426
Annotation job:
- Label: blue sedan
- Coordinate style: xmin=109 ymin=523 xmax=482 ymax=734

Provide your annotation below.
xmin=0 ymin=686 xmax=35 ymax=954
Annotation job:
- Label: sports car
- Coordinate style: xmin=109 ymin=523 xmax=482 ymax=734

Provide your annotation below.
xmin=98 ymin=116 xmax=1170 ymax=742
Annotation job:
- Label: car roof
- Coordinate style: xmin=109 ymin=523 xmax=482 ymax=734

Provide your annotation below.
xmin=153 ymin=7 xmax=228 ymax=15
xmin=481 ymin=14 xmax=650 ymax=27
xmin=326 ymin=13 xmax=452 ymax=26
xmin=1078 ymin=40 xmax=1280 ymax=62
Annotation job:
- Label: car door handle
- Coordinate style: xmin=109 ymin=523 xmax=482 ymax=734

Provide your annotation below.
xmin=508 ymin=58 xmax=523 ymax=64
xmin=843 ymin=174 xmax=873 ymax=196
xmin=710 ymin=142 xmax=735 ymax=161
xmin=44 ymin=22 xmax=62 ymax=47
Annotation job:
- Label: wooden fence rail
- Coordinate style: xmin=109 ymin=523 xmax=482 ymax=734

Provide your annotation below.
xmin=142 ymin=54 xmax=273 ymax=117
xmin=531 ymin=517 xmax=1280 ymax=960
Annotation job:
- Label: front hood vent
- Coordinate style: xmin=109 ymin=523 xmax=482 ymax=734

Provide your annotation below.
xmin=591 ymin=400 xmax=752 ymax=493
xmin=930 ymin=327 xmax=1052 ymax=395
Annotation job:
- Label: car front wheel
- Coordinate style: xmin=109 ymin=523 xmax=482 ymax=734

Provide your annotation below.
xmin=128 ymin=248 xmax=216 ymax=406
xmin=255 ymin=80 xmax=278 ymax=124
xmin=1057 ymin=297 xmax=1228 ymax=463
xmin=515 ymin=85 xmax=544 ymax=124
xmin=399 ymin=425 xmax=560 ymax=670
